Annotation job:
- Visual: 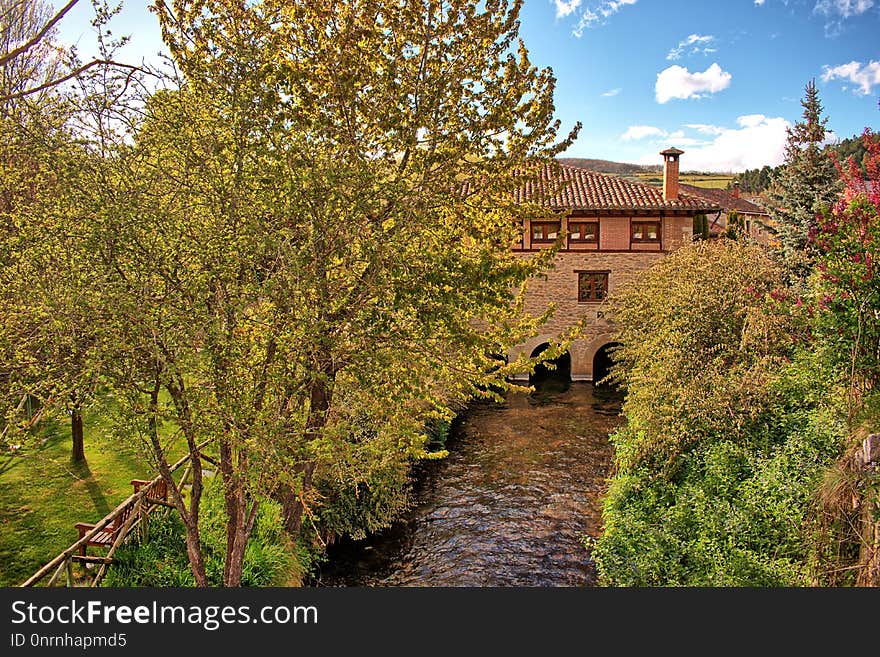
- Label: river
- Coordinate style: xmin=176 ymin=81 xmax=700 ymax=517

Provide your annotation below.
xmin=313 ymin=377 xmax=621 ymax=586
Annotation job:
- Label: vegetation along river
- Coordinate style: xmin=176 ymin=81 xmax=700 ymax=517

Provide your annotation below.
xmin=314 ymin=376 xmax=622 ymax=586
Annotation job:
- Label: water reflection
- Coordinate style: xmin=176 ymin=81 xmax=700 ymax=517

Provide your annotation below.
xmin=313 ymin=378 xmax=621 ymax=587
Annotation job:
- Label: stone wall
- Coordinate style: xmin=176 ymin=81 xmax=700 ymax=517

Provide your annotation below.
xmin=510 ymin=214 xmax=692 ymax=381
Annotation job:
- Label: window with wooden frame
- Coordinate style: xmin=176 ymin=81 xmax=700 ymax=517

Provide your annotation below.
xmin=568 ymin=221 xmax=599 ymax=243
xmin=577 ymin=271 xmax=609 ymax=302
xmin=531 ymin=221 xmax=560 ymax=243
xmin=631 ymin=221 xmax=661 ymax=242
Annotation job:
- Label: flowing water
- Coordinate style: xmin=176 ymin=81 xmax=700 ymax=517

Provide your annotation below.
xmin=313 ymin=378 xmax=621 ymax=586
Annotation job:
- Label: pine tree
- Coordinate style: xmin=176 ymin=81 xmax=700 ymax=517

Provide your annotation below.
xmin=692 ymin=213 xmax=709 ymax=240
xmin=723 ymin=210 xmax=744 ymax=239
xmin=767 ymin=80 xmax=841 ymax=283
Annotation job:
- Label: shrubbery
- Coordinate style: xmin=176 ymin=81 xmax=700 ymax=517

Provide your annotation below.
xmin=103 ymin=478 xmax=298 ymax=587
xmin=592 ymin=241 xmax=847 ymax=585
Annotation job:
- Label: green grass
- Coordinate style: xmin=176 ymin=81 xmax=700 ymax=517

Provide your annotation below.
xmin=0 ymin=410 xmax=176 ymax=586
xmin=633 ymin=172 xmax=734 ymax=189
xmin=680 ymin=175 xmax=734 ymax=189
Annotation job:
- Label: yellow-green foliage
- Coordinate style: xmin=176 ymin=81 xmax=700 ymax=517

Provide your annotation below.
xmin=607 ymin=240 xmax=797 ymax=471
xmin=1 ymin=0 xmax=582 ymax=585
xmin=103 ymin=477 xmax=298 ymax=587
xmin=593 ymin=240 xmax=846 ymax=585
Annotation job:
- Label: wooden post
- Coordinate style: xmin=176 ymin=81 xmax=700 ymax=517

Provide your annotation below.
xmin=91 ymin=498 xmax=143 ymax=587
xmin=20 ymin=439 xmax=212 ymax=587
xmin=140 ymin=504 xmax=150 ymax=543
xmin=179 ymin=464 xmax=192 ymax=487
xmin=858 ymin=434 xmax=879 ymax=587
xmin=46 ymin=559 xmax=67 ymax=587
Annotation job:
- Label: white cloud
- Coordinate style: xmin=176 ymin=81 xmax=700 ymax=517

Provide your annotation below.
xmin=655 ymin=63 xmax=732 ymax=103
xmin=814 ymin=0 xmax=874 ymax=18
xmin=601 ymin=87 xmax=622 ymax=97
xmin=815 ymin=0 xmax=874 ymax=34
xmin=621 ymin=125 xmax=667 ymax=141
xmin=685 ymin=123 xmax=727 ymax=135
xmin=637 ymin=115 xmax=791 ymax=172
xmin=572 ymin=0 xmax=638 ymax=37
xmin=754 ymin=0 xmax=766 ymax=5
xmin=665 ymin=129 xmax=712 ymax=147
xmin=736 ymin=114 xmax=769 ymax=128
xmin=554 ymin=0 xmax=582 ymax=18
xmin=666 ymin=34 xmax=716 ymax=61
xmin=619 ymin=126 xmax=710 ymax=147
xmin=821 ymin=60 xmax=880 ymax=95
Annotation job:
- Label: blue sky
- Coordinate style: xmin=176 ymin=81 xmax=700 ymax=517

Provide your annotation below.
xmin=52 ymin=0 xmax=880 ymax=172
xmin=520 ymin=0 xmax=880 ymax=171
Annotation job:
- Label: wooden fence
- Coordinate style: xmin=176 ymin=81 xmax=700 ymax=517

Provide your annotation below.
xmin=20 ymin=442 xmax=210 ymax=588
xmin=858 ymin=433 xmax=879 ymax=586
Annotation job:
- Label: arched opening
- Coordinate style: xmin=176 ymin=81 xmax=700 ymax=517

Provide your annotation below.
xmin=529 ymin=342 xmax=571 ymax=392
xmin=592 ymin=342 xmax=621 ymax=387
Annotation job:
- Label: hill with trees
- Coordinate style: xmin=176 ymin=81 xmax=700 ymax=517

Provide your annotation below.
xmin=556 ymin=157 xmax=659 ymax=176
xmin=728 ymin=133 xmax=872 ymax=195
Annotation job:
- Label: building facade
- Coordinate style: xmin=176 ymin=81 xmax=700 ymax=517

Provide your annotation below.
xmin=679 ymin=182 xmax=771 ymax=244
xmin=509 ymin=149 xmax=717 ymax=382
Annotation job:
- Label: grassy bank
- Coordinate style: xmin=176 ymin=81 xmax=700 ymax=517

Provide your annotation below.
xmin=634 ymin=172 xmax=734 ymax=189
xmin=0 ymin=413 xmax=163 ymax=586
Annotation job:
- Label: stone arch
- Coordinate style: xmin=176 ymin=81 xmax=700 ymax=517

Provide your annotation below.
xmin=507 ymin=334 xmax=556 ymax=382
xmin=569 ymin=333 xmax=616 ymax=381
xmin=529 ymin=341 xmax=571 ymax=385
xmin=592 ymin=342 xmax=622 ymax=386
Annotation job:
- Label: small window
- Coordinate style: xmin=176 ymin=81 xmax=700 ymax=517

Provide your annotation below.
xmin=531 ymin=221 xmax=560 ymax=243
xmin=578 ymin=271 xmax=608 ymax=302
xmin=568 ymin=221 xmax=598 ymax=243
xmin=631 ymin=221 xmax=660 ymax=242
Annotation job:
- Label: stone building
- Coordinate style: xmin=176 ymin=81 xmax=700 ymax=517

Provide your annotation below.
xmin=509 ymin=148 xmax=717 ymax=383
xmin=679 ymin=181 xmax=771 ymax=244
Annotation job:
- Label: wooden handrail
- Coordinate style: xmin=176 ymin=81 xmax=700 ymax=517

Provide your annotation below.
xmin=20 ymin=439 xmax=213 ymax=587
xmin=91 ymin=497 xmax=143 ymax=587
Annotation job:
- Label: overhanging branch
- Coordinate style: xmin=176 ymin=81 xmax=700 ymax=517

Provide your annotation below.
xmin=0 ymin=0 xmax=80 ymax=68
xmin=0 ymin=58 xmax=149 ymax=102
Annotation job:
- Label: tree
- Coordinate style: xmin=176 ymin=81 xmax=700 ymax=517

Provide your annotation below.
xmin=766 ymin=80 xmax=841 ymax=283
xmin=0 ymin=0 xmax=102 ymax=465
xmin=0 ymin=0 xmax=63 ymax=117
xmin=692 ymin=213 xmax=709 ymax=240
xmin=807 ymin=130 xmax=880 ymax=587
xmin=811 ymin=129 xmax=880 ymax=413
xmin=0 ymin=0 xmax=147 ymax=106
xmin=723 ymin=209 xmax=744 ymax=239
xmin=77 ymin=0 xmax=577 ymax=586
xmin=602 ymin=240 xmax=797 ymax=469
xmin=729 ymin=165 xmax=774 ymax=195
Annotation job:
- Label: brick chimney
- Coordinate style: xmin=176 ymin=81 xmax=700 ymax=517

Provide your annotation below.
xmin=660 ymin=147 xmax=684 ymax=201
xmin=732 ymin=181 xmax=740 ymax=199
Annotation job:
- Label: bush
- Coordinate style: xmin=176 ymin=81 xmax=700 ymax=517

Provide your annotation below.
xmin=103 ymin=477 xmax=297 ymax=587
xmin=594 ymin=396 xmax=844 ymax=585
xmin=592 ymin=241 xmax=847 ymax=585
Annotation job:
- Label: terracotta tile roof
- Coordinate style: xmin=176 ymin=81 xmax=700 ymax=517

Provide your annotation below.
xmin=679 ymin=184 xmax=768 ymax=215
xmin=503 ymin=163 xmax=718 ymax=212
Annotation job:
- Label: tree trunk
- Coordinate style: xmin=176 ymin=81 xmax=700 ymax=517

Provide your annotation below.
xmin=183 ymin=517 xmax=209 ymax=587
xmin=281 ymin=360 xmax=335 ymax=537
xmin=219 ymin=437 xmax=258 ymax=587
xmin=282 ymin=461 xmax=316 ymax=537
xmin=70 ymin=398 xmax=85 ymax=464
xmin=857 ymin=434 xmax=880 ymax=587
xmin=149 ymin=377 xmax=208 ymax=586
xmin=222 ymin=498 xmax=258 ymax=587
